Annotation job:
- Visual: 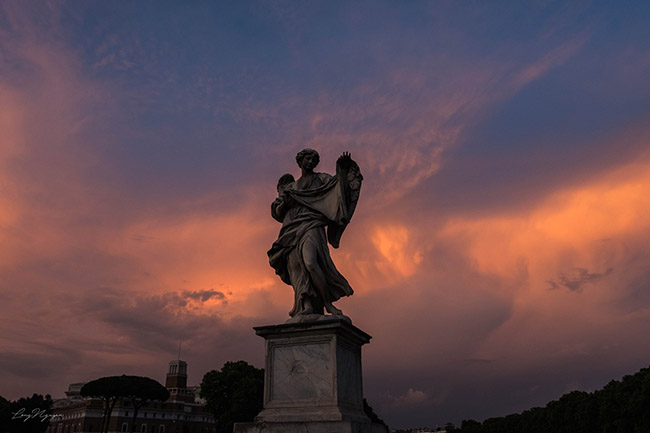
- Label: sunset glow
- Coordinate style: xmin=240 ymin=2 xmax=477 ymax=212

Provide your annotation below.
xmin=2 ymin=1 xmax=650 ymax=429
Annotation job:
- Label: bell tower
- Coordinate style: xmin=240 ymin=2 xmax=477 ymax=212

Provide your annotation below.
xmin=165 ymin=359 xmax=188 ymax=389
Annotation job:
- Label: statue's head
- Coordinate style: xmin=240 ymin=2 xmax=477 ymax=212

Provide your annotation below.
xmin=295 ymin=148 xmax=320 ymax=169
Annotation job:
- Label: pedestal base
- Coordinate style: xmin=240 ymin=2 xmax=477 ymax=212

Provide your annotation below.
xmin=234 ymin=420 xmax=388 ymax=433
xmin=237 ymin=317 xmax=387 ymax=433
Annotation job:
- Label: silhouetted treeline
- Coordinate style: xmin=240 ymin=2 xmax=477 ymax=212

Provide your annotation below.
xmin=451 ymin=365 xmax=650 ymax=433
xmin=0 ymin=393 xmax=53 ymax=433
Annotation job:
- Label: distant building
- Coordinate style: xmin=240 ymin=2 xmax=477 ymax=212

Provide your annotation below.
xmin=64 ymin=383 xmax=86 ymax=400
xmin=47 ymin=360 xmax=216 ymax=433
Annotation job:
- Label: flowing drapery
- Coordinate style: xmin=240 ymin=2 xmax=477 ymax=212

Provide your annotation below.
xmin=268 ymin=159 xmax=362 ymax=316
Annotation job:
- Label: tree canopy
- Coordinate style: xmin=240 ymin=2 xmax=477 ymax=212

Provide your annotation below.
xmin=200 ymin=360 xmax=264 ymax=433
xmin=451 ymin=365 xmax=650 ymax=433
xmin=80 ymin=374 xmax=169 ymax=402
xmin=81 ymin=375 xmax=169 ymax=433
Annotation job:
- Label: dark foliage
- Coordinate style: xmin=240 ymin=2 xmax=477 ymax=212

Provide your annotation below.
xmin=119 ymin=376 xmax=169 ymax=433
xmin=200 ymin=360 xmax=264 ymax=433
xmin=0 ymin=395 xmax=9 ymax=431
xmin=81 ymin=375 xmax=169 ymax=433
xmin=456 ymin=365 xmax=650 ymax=433
xmin=81 ymin=375 xmax=127 ymax=433
xmin=0 ymin=393 xmax=54 ymax=433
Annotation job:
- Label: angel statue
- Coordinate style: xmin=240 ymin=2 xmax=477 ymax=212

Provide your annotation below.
xmin=268 ymin=149 xmax=363 ymax=321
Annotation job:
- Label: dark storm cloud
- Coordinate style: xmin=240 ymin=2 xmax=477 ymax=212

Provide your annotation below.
xmin=182 ymin=289 xmax=226 ymax=303
xmin=74 ymin=287 xmax=228 ymax=352
xmin=548 ymin=267 xmax=614 ymax=292
xmin=613 ymin=268 xmax=650 ymax=314
xmin=0 ymin=346 xmax=82 ymax=380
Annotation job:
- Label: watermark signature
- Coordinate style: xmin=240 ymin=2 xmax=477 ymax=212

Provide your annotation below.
xmin=11 ymin=407 xmax=62 ymax=423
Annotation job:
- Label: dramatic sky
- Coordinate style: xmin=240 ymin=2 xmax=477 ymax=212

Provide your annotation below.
xmin=2 ymin=0 xmax=650 ymax=429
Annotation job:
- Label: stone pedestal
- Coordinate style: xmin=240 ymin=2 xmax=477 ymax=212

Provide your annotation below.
xmin=234 ymin=317 xmax=388 ymax=433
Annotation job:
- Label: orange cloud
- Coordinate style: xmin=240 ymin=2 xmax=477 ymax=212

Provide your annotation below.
xmin=99 ymin=206 xmax=287 ymax=318
xmin=440 ymin=157 xmax=650 ymax=291
xmin=372 ymin=224 xmax=424 ymax=278
xmin=436 ymin=154 xmax=650 ymax=366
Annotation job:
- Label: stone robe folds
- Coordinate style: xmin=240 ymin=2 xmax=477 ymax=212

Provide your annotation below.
xmin=268 ymin=159 xmax=362 ymax=317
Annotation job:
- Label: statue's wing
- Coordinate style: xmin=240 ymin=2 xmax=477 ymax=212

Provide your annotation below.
xmin=328 ymin=157 xmax=363 ymax=248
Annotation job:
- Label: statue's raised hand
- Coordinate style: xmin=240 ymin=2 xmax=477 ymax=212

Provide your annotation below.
xmin=337 ymin=151 xmax=352 ymax=169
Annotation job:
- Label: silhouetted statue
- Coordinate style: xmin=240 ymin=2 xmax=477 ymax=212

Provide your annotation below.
xmin=268 ymin=149 xmax=362 ymax=320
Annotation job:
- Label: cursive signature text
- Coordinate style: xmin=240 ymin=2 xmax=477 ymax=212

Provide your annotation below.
xmin=11 ymin=407 xmax=62 ymax=423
